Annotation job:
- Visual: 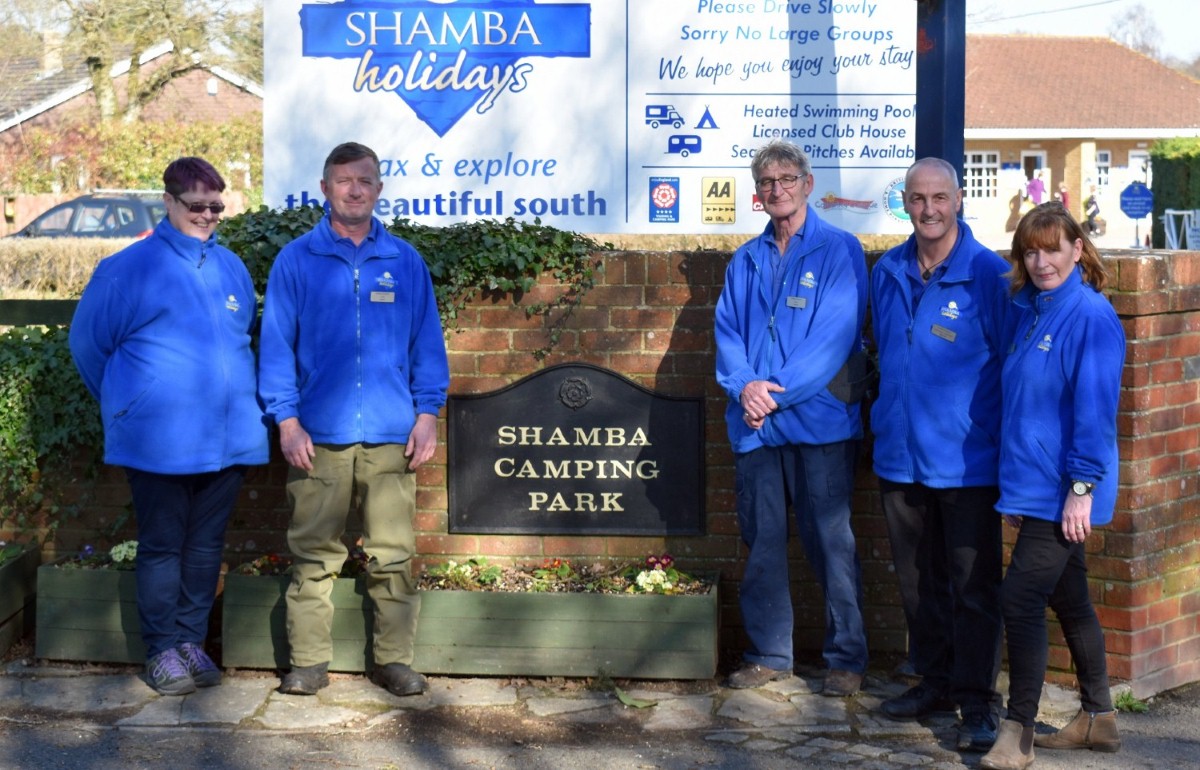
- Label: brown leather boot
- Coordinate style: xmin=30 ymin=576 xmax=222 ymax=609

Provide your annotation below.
xmin=981 ymin=719 xmax=1035 ymax=770
xmin=1034 ymin=709 xmax=1121 ymax=752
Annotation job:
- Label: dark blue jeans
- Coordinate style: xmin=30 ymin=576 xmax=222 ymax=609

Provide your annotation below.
xmin=735 ymin=441 xmax=867 ymax=673
xmin=880 ymin=481 xmax=1002 ymax=713
xmin=1002 ymin=517 xmax=1113 ymax=725
xmin=125 ymin=466 xmax=246 ymax=659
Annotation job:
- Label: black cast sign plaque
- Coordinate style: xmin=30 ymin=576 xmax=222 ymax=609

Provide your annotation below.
xmin=448 ymin=363 xmax=705 ymax=535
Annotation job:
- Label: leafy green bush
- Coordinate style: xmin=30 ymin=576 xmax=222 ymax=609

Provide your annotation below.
xmin=219 ymin=206 xmax=606 ymax=357
xmin=0 ymin=116 xmax=262 ymax=199
xmin=1149 ymin=137 xmax=1200 ymax=247
xmin=1 ymin=210 xmax=606 ymax=540
xmin=0 ymin=326 xmax=102 ymax=538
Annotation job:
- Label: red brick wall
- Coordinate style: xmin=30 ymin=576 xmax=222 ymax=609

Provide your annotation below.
xmin=49 ymin=247 xmax=1200 ymax=697
xmin=1097 ymin=251 xmax=1200 ymax=697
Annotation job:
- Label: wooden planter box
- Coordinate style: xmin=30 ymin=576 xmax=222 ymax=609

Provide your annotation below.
xmin=222 ymin=574 xmax=719 ymax=679
xmin=221 ymin=573 xmax=370 ymax=671
xmin=35 ymin=560 xmax=144 ymax=663
xmin=0 ymin=545 xmax=40 ymax=657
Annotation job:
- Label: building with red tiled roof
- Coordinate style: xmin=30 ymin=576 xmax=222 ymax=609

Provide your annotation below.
xmin=963 ymin=34 xmax=1200 ymax=233
xmin=0 ymin=39 xmax=261 ymax=145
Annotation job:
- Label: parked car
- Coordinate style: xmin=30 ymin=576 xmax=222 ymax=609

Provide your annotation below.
xmin=7 ymin=192 xmax=166 ymax=238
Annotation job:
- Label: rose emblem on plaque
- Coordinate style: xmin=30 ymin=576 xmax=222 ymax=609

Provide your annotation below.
xmin=558 ymin=377 xmax=592 ymax=410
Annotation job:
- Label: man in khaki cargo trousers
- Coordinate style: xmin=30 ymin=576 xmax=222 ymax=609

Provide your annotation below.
xmin=257 ymin=141 xmax=450 ymax=696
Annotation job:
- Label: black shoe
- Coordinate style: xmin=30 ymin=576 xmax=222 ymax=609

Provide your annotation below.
xmin=880 ymin=683 xmax=956 ymax=720
xmin=279 ymin=662 xmax=330 ymax=695
xmin=958 ymin=709 xmax=998 ymax=751
xmin=371 ymin=663 xmax=428 ymax=696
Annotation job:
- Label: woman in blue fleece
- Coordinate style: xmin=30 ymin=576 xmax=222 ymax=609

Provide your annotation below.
xmin=982 ymin=203 xmax=1125 ymax=770
xmin=69 ymin=158 xmax=268 ymax=697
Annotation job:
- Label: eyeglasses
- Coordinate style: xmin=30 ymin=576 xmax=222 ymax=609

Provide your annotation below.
xmin=754 ymin=174 xmax=804 ymax=193
xmin=172 ymin=194 xmax=225 ymax=214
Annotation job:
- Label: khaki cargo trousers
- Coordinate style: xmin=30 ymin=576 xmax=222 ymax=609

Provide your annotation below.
xmin=285 ymin=443 xmax=420 ymax=668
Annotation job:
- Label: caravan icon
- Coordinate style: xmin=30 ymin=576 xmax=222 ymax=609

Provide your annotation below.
xmin=645 ymin=105 xmax=684 ymax=129
xmin=667 ymin=135 xmax=702 ymax=157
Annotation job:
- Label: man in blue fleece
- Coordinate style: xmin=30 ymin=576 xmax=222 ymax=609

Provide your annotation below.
xmin=259 ymin=142 xmax=450 ymax=697
xmin=869 ymin=157 xmax=1009 ymax=751
xmin=715 ymin=141 xmax=869 ymax=697
xmin=70 ymin=157 xmax=268 ymax=696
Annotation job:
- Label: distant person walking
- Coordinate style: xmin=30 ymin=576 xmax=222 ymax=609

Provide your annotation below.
xmin=1025 ymin=171 xmax=1045 ymax=205
xmin=1084 ymin=185 xmax=1101 ymax=235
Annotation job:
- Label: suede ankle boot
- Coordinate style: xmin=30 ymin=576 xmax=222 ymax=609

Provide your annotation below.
xmin=980 ymin=719 xmax=1035 ymax=770
xmin=1034 ymin=709 xmax=1121 ymax=752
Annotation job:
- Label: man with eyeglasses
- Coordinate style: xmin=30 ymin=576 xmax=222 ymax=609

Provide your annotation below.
xmin=869 ymin=157 xmax=1009 ymax=752
xmin=715 ymin=140 xmax=869 ymax=697
xmin=70 ymin=157 xmax=268 ymax=696
xmin=259 ymin=142 xmax=449 ymax=698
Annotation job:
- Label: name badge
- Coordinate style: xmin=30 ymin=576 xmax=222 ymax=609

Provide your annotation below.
xmin=931 ymin=324 xmax=957 ymax=342
xmin=785 ymin=296 xmax=807 ymax=309
xmin=370 ymin=291 xmax=395 ymax=303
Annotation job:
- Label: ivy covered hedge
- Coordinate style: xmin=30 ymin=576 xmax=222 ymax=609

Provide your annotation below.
xmin=0 ymin=209 xmax=607 ymax=540
xmin=0 ymin=326 xmax=103 ymax=539
xmin=1149 ymin=137 xmax=1200 ymax=248
xmin=219 ymin=206 xmax=605 ymax=349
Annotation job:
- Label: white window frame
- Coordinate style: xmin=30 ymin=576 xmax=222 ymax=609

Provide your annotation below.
xmin=963 ymin=151 xmax=1001 ymax=200
xmin=1129 ymin=150 xmax=1152 ymax=188
xmin=1095 ymin=150 xmax=1111 ymax=188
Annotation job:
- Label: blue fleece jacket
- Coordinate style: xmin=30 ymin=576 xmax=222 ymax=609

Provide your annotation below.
xmin=68 ymin=218 xmax=268 ymax=474
xmin=715 ymin=207 xmax=867 ymax=453
xmin=257 ymin=215 xmax=449 ymax=444
xmin=997 ymin=268 xmax=1125 ymax=524
xmin=869 ymin=221 xmax=1011 ymax=487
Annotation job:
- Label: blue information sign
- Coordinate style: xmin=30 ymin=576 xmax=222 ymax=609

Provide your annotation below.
xmin=1120 ymin=182 xmax=1154 ymax=219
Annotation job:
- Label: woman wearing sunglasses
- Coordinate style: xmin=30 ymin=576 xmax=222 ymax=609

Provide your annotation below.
xmin=70 ymin=157 xmax=268 ymax=696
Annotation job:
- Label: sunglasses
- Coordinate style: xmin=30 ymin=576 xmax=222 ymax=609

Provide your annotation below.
xmin=172 ymin=194 xmax=226 ymax=214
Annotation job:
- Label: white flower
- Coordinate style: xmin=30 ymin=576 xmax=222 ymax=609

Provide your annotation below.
xmin=109 ymin=540 xmax=138 ymax=564
xmin=636 ymin=567 xmax=669 ymax=591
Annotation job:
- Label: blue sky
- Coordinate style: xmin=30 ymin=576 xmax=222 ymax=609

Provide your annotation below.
xmin=967 ymin=0 xmax=1200 ymax=62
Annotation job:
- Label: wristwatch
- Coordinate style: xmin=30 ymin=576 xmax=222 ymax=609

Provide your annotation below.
xmin=1070 ymin=480 xmax=1095 ymax=496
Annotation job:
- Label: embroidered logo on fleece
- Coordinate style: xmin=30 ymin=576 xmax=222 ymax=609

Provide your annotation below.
xmin=798 ymin=271 xmax=816 ymax=289
xmin=940 ymin=300 xmax=960 ymax=320
xmin=377 ymin=271 xmax=397 ymax=290
xmin=226 ymin=294 xmax=241 ymax=312
xmin=1037 ymin=334 xmax=1053 ymax=352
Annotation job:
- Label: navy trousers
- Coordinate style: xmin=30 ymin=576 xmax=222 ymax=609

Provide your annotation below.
xmin=735 ymin=441 xmax=868 ymax=673
xmin=125 ymin=466 xmax=245 ymax=658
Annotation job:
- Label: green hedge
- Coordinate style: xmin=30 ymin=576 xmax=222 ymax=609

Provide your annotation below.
xmin=1150 ymin=138 xmax=1200 ymax=248
xmin=218 ymin=206 xmax=604 ymax=340
xmin=1 ymin=209 xmax=607 ymax=540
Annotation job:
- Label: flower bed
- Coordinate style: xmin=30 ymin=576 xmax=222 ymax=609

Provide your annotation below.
xmin=35 ymin=542 xmax=143 ymax=663
xmin=0 ymin=542 xmax=40 ymax=658
xmin=223 ymin=555 xmax=719 ymax=679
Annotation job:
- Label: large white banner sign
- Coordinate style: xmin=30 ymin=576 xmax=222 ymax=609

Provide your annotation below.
xmin=265 ymin=1 xmax=916 ymax=234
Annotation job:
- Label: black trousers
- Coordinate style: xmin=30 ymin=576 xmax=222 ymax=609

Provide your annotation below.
xmin=1001 ymin=517 xmax=1112 ymax=725
xmin=881 ymin=480 xmax=1003 ymax=713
